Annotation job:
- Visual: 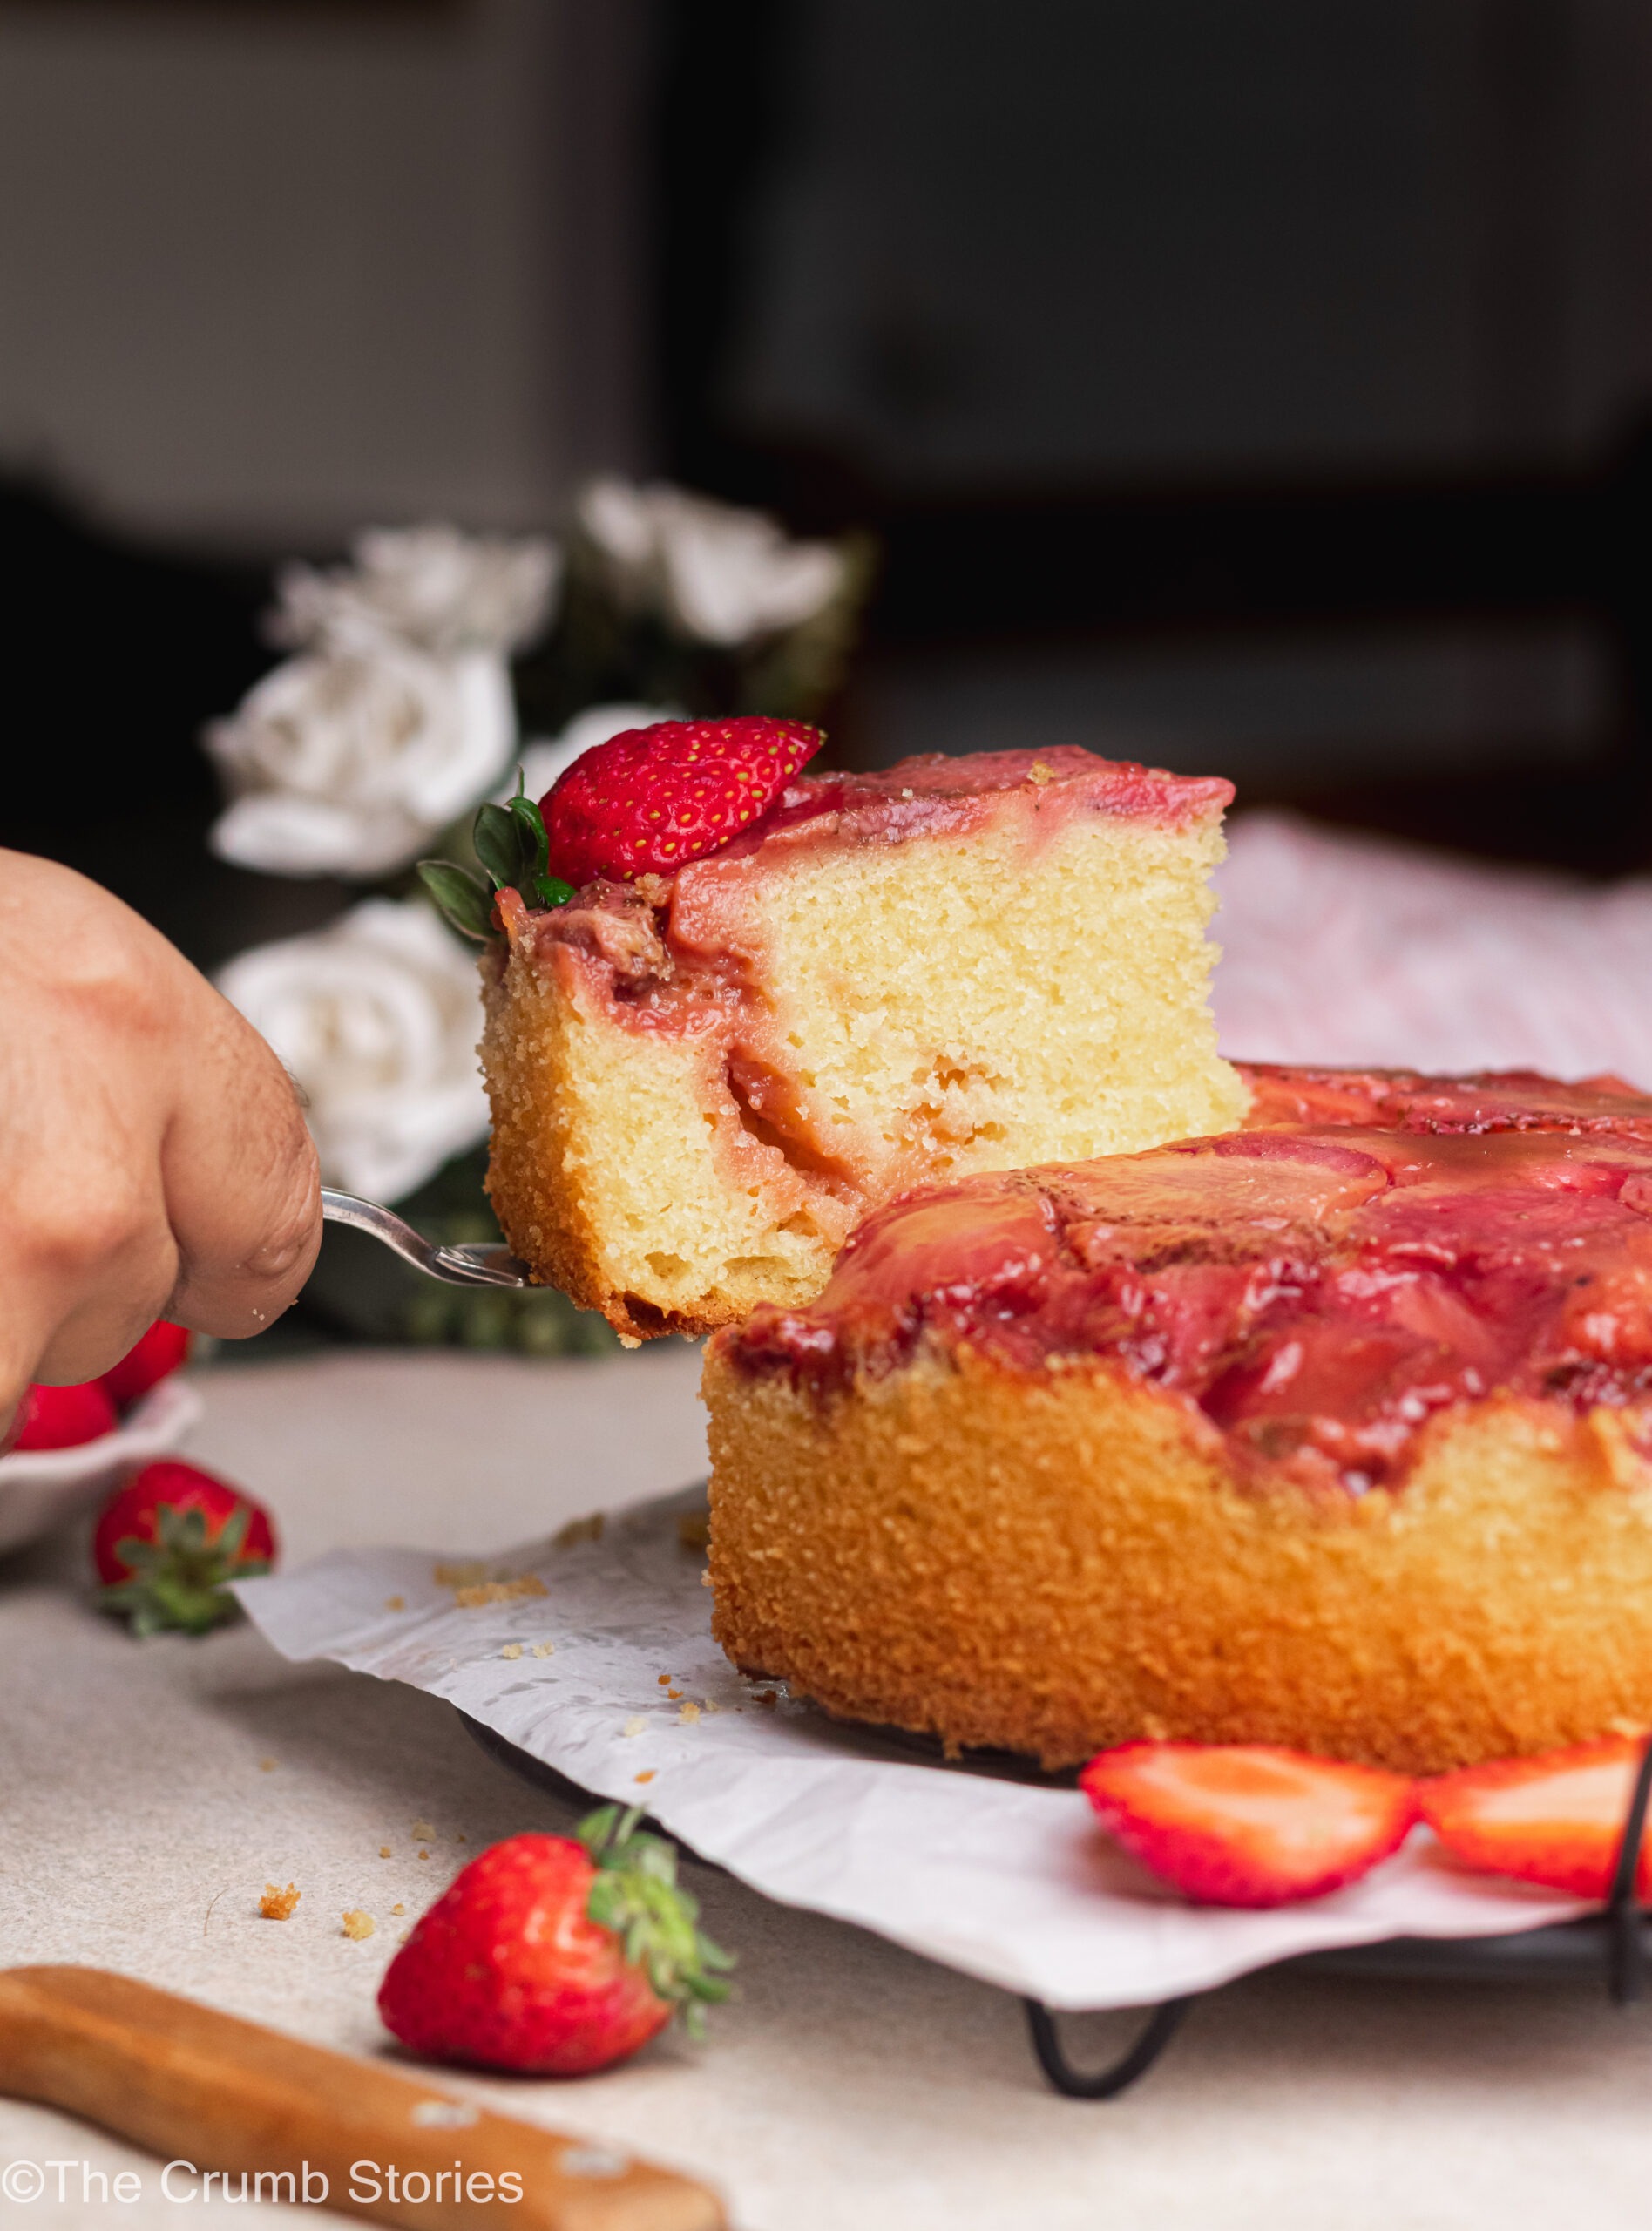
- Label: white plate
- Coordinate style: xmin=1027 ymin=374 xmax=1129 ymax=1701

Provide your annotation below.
xmin=0 ymin=1377 xmax=205 ymax=1556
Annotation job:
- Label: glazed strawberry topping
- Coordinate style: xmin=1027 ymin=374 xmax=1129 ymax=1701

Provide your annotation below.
xmin=540 ymin=715 xmax=823 ymax=885
xmin=727 ymin=1068 xmax=1652 ymax=1496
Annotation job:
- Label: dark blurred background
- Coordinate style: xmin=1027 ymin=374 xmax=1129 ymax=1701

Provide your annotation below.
xmin=9 ymin=0 xmax=1652 ymax=970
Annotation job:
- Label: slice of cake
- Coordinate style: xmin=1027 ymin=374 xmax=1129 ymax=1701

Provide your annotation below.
xmin=704 ymin=1065 xmax=1652 ymax=1773
xmin=481 ymin=737 xmax=1245 ymax=1338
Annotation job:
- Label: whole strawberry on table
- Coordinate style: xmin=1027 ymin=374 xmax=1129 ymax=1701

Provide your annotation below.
xmin=380 ymin=1807 xmax=735 ymax=2077
xmin=95 ymin=1461 xmax=276 ymax=1638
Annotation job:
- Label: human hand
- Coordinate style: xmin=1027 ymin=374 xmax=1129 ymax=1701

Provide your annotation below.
xmin=0 ymin=851 xmax=320 ymax=1430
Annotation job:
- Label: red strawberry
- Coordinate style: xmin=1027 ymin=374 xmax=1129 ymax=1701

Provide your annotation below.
xmin=12 ymin=1380 xmax=118 ymax=1451
xmin=1080 ymin=1741 xmax=1418 ymax=1907
xmin=94 ymin=1460 xmax=276 ymax=1638
xmin=541 ymin=716 xmax=823 ymax=886
xmin=100 ymin=1320 xmax=192 ymax=1413
xmin=1418 ymin=1736 xmax=1652 ymax=1899
xmin=378 ymin=1807 xmax=735 ymax=2077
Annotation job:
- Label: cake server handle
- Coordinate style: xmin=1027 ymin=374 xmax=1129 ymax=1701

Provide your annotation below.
xmin=320 ymin=1188 xmax=532 ymax=1290
xmin=0 ymin=1963 xmax=725 ymax=2229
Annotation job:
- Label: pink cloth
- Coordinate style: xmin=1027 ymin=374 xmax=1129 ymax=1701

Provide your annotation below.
xmin=1212 ymin=813 xmax=1652 ymax=1089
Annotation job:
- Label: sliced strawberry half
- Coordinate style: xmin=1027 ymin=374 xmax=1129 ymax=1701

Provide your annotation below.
xmin=1418 ymin=1735 xmax=1652 ymax=1899
xmin=541 ymin=715 xmax=823 ymax=885
xmin=1080 ymin=1741 xmax=1418 ymax=1907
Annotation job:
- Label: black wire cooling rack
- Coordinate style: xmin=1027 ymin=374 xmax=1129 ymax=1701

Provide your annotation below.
xmin=462 ymin=1712 xmax=1652 ymax=2101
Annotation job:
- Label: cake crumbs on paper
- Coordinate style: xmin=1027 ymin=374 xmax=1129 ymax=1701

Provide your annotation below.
xmin=433 ymin=1560 xmax=488 ymax=1589
xmin=398 ymin=1930 xmax=411 ymax=1944
xmin=412 ymin=1821 xmax=435 ymax=1841
xmin=552 ymin=1512 xmax=605 ymax=1550
xmin=621 ymin=1716 xmax=647 ymax=1738
xmin=500 ymin=1643 xmax=523 ymax=1660
xmin=657 ymin=1673 xmax=672 ymax=1686
xmin=384 ymin=1595 xmax=406 ymax=1612
xmin=390 ymin=1903 xmax=405 ymax=1916
xmin=378 ymin=1846 xmax=392 ymax=1860
xmin=677 ymin=1511 xmax=709 ymax=1553
xmin=667 ymin=1688 xmax=682 ymax=1700
xmin=678 ymin=1701 xmax=701 ymax=1725
xmin=452 ymin=1575 xmax=547 ymax=1609
xmin=342 ymin=1910 xmax=376 ymax=1941
xmin=258 ymin=1759 xmax=276 ymax=1773
xmin=531 ymin=1641 xmax=555 ymax=1658
xmin=416 ymin=1850 xmax=430 ymax=1861
xmin=700 ymin=1568 xmax=713 ymax=1589
xmin=259 ymin=1883 xmax=301 ymax=1921
xmin=634 ymin=1770 xmax=656 ymax=1785
xmin=703 ymin=1699 xmax=722 ymax=1714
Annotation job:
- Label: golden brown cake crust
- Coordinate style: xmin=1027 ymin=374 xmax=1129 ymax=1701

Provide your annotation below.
xmin=705 ymin=1343 xmax=1652 ymax=1773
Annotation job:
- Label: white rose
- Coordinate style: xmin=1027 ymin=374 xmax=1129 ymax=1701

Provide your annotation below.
xmin=271 ymin=524 xmax=560 ymax=658
xmin=216 ymin=899 xmax=486 ymax=1204
xmin=506 ymin=702 xmax=681 ymax=805
xmin=578 ymin=478 xmax=845 ymax=647
xmin=206 ymin=642 xmax=516 ymax=878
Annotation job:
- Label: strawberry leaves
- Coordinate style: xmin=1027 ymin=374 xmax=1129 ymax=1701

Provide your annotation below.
xmin=419 ymin=771 xmax=574 ymax=942
xmin=576 ymin=1804 xmax=735 ymax=2036
xmin=97 ymin=1501 xmax=271 ymax=1638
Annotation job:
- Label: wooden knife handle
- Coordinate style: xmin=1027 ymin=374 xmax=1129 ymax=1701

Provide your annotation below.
xmin=0 ymin=1966 xmax=724 ymax=2231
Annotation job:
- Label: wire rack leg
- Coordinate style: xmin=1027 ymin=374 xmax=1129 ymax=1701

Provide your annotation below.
xmin=1023 ymin=1995 xmax=1194 ymax=2099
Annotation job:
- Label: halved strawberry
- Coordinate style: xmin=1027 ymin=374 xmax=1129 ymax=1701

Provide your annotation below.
xmin=1418 ymin=1736 xmax=1652 ymax=1899
xmin=541 ymin=715 xmax=823 ymax=885
xmin=1080 ymin=1741 xmax=1418 ymax=1907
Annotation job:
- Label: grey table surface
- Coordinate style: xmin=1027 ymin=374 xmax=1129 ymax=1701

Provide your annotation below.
xmin=3 ymin=1346 xmax=1651 ymax=2230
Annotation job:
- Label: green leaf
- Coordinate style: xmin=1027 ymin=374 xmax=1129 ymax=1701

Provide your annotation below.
xmin=472 ymin=800 xmax=525 ymax=892
xmin=417 ymin=862 xmax=495 ymax=943
xmin=573 ymin=1802 xmax=735 ymax=2038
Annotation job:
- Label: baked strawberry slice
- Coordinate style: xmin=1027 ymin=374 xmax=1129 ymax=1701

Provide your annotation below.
xmin=11 ymin=1380 xmax=118 ymax=1451
xmin=541 ymin=715 xmax=823 ymax=885
xmin=99 ymin=1320 xmax=192 ymax=1412
xmin=379 ymin=1807 xmax=735 ymax=2077
xmin=94 ymin=1460 xmax=276 ymax=1638
xmin=1080 ymin=1741 xmax=1418 ymax=1906
xmin=1418 ymin=1736 xmax=1652 ymax=1899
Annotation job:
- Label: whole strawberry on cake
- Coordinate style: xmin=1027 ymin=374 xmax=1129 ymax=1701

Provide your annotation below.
xmin=437 ymin=718 xmax=1245 ymax=1339
xmin=705 ymin=1064 xmax=1652 ymax=1774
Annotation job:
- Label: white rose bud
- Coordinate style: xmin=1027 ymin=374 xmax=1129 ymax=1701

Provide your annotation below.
xmin=216 ymin=899 xmax=487 ymax=1204
xmin=577 ymin=478 xmax=845 ymax=647
xmin=206 ymin=642 xmax=517 ymax=880
xmin=272 ymin=524 xmax=560 ymax=659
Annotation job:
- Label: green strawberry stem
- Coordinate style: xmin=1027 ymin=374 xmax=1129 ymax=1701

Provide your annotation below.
xmin=576 ymin=1804 xmax=735 ymax=2037
xmin=421 ymin=768 xmax=573 ymax=942
xmin=98 ymin=1502 xmax=268 ymax=1639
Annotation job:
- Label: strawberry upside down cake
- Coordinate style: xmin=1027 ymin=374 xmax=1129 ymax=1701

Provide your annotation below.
xmin=479 ymin=722 xmax=1243 ymax=1339
xmin=705 ymin=1065 xmax=1652 ymax=1774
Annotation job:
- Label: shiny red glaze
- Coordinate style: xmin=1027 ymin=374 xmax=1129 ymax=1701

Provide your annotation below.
xmin=12 ymin=1380 xmax=118 ymax=1451
xmin=378 ymin=1834 xmax=670 ymax=2077
xmin=724 ymin=1067 xmax=1652 ymax=1495
xmin=93 ymin=1460 xmax=276 ymax=1585
xmin=99 ymin=1321 xmax=192 ymax=1413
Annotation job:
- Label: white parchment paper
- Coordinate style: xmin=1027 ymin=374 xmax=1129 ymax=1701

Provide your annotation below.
xmin=235 ymin=1485 xmax=1594 ymax=2011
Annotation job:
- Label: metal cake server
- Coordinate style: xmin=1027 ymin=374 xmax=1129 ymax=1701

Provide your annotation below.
xmin=320 ymin=1187 xmax=532 ymax=1289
